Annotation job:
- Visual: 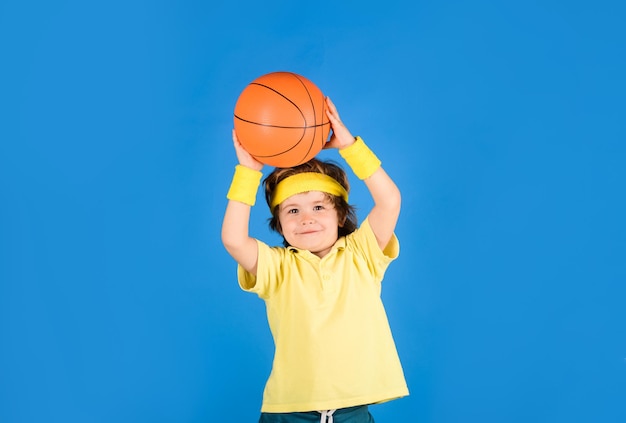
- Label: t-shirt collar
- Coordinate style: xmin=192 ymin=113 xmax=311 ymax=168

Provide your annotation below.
xmin=287 ymin=236 xmax=346 ymax=254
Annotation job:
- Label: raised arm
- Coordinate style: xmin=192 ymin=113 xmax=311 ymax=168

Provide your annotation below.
xmin=221 ymin=129 xmax=264 ymax=275
xmin=325 ymin=97 xmax=401 ymax=250
xmin=360 ymin=167 xmax=401 ymax=251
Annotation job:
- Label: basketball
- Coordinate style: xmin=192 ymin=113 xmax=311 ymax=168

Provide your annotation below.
xmin=233 ymin=72 xmax=330 ymax=168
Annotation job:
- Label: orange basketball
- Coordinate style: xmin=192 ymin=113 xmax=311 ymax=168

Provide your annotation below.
xmin=233 ymin=72 xmax=330 ymax=168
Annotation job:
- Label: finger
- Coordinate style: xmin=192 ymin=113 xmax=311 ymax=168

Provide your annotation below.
xmin=322 ymin=132 xmax=336 ymax=149
xmin=322 ymin=139 xmax=339 ymax=149
xmin=325 ymin=107 xmax=340 ymax=124
xmin=325 ymin=97 xmax=340 ymax=118
xmin=326 ymin=96 xmax=336 ymax=112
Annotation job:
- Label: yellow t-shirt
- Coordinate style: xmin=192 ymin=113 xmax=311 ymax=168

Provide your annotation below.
xmin=238 ymin=218 xmax=409 ymax=413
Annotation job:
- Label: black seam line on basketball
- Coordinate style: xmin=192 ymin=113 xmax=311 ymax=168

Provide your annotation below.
xmin=292 ymin=73 xmax=317 ymax=159
xmin=292 ymin=73 xmax=324 ymax=163
xmin=251 ymin=124 xmax=330 ymax=159
xmin=234 ymin=115 xmax=330 ymax=129
xmin=248 ymin=82 xmax=309 ymax=124
xmin=251 ymin=131 xmax=307 ymax=158
xmin=248 ymin=126 xmax=315 ymax=158
xmin=294 ymin=73 xmax=315 ymax=163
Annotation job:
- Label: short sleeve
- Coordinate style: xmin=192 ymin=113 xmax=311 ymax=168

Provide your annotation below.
xmin=345 ymin=218 xmax=400 ymax=282
xmin=237 ymin=239 xmax=286 ymax=299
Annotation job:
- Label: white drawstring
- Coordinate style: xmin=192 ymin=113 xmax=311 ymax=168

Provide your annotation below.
xmin=318 ymin=409 xmax=336 ymax=423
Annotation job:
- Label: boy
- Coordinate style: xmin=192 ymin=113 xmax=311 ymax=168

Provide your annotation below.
xmin=222 ymin=97 xmax=408 ymax=422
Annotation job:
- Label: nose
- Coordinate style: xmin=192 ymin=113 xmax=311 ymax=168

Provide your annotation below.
xmin=300 ymin=212 xmax=314 ymax=225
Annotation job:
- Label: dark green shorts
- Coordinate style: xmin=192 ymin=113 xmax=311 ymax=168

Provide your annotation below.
xmin=259 ymin=405 xmax=374 ymax=423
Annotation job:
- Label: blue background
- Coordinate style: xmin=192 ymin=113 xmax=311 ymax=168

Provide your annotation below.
xmin=1 ymin=1 xmax=625 ymax=422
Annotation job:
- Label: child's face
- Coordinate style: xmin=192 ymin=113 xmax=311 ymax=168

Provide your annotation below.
xmin=278 ymin=191 xmax=341 ymax=258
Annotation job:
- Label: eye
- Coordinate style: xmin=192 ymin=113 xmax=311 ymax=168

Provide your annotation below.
xmin=287 ymin=208 xmax=298 ymax=214
xmin=313 ymin=205 xmax=324 ymax=211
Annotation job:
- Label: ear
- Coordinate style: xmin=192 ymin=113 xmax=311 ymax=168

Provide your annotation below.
xmin=338 ymin=215 xmax=347 ymax=228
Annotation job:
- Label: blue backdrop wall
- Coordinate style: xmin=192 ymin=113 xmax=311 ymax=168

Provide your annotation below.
xmin=1 ymin=1 xmax=625 ymax=422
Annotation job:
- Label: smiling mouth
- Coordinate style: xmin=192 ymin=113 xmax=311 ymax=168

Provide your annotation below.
xmin=298 ymin=230 xmax=319 ymax=235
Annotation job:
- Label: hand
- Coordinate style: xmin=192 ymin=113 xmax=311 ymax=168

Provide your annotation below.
xmin=324 ymin=97 xmax=355 ymax=150
xmin=232 ymin=129 xmax=263 ymax=171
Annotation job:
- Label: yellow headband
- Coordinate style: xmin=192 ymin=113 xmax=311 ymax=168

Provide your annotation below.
xmin=270 ymin=173 xmax=349 ymax=209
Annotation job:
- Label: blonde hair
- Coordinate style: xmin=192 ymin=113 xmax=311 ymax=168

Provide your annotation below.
xmin=263 ymin=159 xmax=357 ymax=246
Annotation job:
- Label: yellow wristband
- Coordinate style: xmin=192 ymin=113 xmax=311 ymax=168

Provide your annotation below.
xmin=226 ymin=165 xmax=263 ymax=206
xmin=339 ymin=136 xmax=381 ymax=179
